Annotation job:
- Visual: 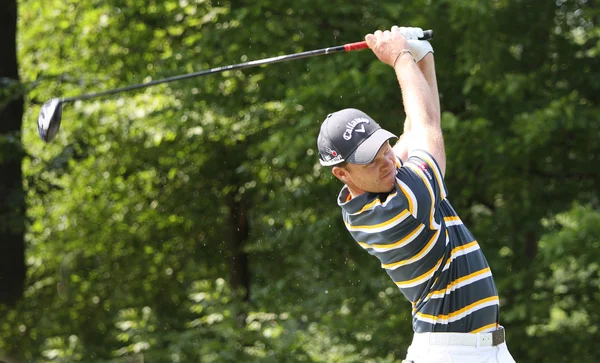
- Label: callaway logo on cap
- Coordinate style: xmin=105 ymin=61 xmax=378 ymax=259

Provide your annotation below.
xmin=317 ymin=108 xmax=397 ymax=166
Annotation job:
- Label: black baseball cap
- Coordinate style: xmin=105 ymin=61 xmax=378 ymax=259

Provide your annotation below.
xmin=317 ymin=108 xmax=397 ymax=166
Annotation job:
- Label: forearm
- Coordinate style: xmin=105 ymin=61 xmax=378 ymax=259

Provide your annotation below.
xmin=366 ymin=26 xmax=445 ymax=172
xmin=394 ymin=53 xmax=440 ymax=131
xmin=417 ymin=53 xmax=440 ymax=119
xmin=401 ymin=53 xmax=439 ymax=134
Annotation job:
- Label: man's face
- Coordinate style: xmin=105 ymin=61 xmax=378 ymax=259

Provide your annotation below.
xmin=333 ymin=141 xmax=397 ymax=195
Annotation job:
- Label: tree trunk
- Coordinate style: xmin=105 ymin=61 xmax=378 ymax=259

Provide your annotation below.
xmin=524 ymin=230 xmax=538 ymax=261
xmin=226 ymin=191 xmax=250 ymax=302
xmin=0 ymin=0 xmax=26 ymax=306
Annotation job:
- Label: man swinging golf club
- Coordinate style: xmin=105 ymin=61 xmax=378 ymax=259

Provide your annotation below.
xmin=317 ymin=26 xmax=516 ymax=362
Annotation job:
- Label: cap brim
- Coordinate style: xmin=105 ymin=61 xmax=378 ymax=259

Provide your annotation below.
xmin=346 ymin=128 xmax=397 ymax=165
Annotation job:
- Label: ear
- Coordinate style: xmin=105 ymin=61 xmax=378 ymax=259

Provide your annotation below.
xmin=332 ymin=165 xmax=349 ymax=183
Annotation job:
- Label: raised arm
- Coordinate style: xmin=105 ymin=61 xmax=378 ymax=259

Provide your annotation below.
xmin=365 ymin=27 xmax=445 ymax=175
xmin=394 ymin=54 xmax=443 ymax=169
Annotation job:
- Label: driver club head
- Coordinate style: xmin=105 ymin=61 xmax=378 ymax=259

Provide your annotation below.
xmin=38 ymin=98 xmax=64 ymax=143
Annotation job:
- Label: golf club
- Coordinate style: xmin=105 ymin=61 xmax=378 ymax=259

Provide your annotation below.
xmin=37 ymin=30 xmax=433 ymax=143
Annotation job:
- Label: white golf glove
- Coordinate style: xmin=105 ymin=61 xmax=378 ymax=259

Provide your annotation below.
xmin=392 ymin=26 xmax=433 ymax=62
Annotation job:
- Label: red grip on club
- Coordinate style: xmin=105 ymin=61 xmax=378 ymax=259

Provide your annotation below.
xmin=344 ymin=41 xmax=368 ymax=52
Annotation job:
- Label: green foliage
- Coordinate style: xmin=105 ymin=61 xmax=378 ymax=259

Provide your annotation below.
xmin=525 ymin=203 xmax=600 ymax=362
xmin=0 ymin=0 xmax=598 ymax=361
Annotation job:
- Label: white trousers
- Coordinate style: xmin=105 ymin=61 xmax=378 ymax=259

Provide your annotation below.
xmin=403 ymin=329 xmax=516 ymax=363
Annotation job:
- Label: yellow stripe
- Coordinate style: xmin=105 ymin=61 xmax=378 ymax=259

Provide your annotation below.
xmin=357 ymin=223 xmax=424 ymax=250
xmin=425 ymin=267 xmax=491 ymax=299
xmin=395 ymin=257 xmax=443 ymax=288
xmin=406 ymin=163 xmax=436 ymax=230
xmin=346 ymin=209 xmax=409 ymax=231
xmin=415 ymin=274 xmax=441 ymax=310
xmin=398 ymin=182 xmax=414 ymax=216
xmin=443 ymin=241 xmax=479 ymax=269
xmin=350 ymin=191 xmax=398 ymax=215
xmin=415 ymin=151 xmax=446 ymax=200
xmin=382 ymin=228 xmax=440 ymax=269
xmin=353 ymin=199 xmax=380 ymax=215
xmin=412 ymin=241 xmax=482 ymax=308
xmin=451 ymin=240 xmax=479 ymax=254
xmin=416 ymin=296 xmax=499 ymax=321
xmin=470 ymin=322 xmax=499 ymax=334
xmin=444 ymin=216 xmax=460 ymax=223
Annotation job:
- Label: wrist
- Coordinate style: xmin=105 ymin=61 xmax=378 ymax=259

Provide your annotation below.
xmin=393 ymin=49 xmax=413 ymax=68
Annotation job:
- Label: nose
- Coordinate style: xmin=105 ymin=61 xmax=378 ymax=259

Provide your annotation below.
xmin=380 ymin=157 xmax=394 ymax=174
xmin=384 ymin=153 xmax=394 ymax=167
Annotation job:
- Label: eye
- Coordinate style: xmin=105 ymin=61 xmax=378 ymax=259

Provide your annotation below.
xmin=379 ymin=145 xmax=390 ymax=158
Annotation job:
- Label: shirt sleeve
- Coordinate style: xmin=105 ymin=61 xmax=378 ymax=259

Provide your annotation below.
xmin=395 ymin=150 xmax=448 ymax=228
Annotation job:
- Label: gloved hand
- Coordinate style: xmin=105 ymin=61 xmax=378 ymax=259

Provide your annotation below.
xmin=391 ymin=26 xmax=433 ymax=62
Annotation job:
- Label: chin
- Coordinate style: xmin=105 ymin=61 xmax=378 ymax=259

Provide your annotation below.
xmin=373 ymin=183 xmax=394 ymax=194
xmin=380 ymin=177 xmax=396 ymax=193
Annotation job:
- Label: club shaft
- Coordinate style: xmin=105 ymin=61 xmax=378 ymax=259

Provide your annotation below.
xmin=61 ymin=30 xmax=433 ymax=103
xmin=62 ymin=46 xmax=348 ymax=103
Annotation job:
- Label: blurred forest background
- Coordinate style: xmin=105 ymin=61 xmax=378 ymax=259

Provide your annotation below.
xmin=1 ymin=0 xmax=599 ymax=362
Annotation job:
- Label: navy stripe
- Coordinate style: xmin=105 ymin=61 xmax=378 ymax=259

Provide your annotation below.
xmin=414 ymin=305 xmax=499 ymax=333
xmin=373 ymin=226 xmax=443 ymax=265
xmin=416 ymin=277 xmax=499 ymax=316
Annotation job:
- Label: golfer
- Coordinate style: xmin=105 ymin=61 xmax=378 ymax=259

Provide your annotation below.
xmin=317 ymin=26 xmax=516 ymax=362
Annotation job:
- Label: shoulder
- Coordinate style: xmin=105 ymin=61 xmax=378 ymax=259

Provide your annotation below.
xmin=404 ymin=150 xmax=444 ymax=181
xmin=395 ymin=150 xmax=449 ymax=224
xmin=398 ymin=150 xmax=448 ymax=197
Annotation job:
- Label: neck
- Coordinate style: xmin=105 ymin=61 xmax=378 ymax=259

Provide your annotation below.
xmin=346 ymin=184 xmax=365 ymax=199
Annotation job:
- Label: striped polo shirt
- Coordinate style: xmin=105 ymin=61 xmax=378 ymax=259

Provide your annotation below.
xmin=338 ymin=150 xmax=499 ymax=333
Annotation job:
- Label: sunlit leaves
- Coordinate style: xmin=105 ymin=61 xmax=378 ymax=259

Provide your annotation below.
xmin=4 ymin=0 xmax=600 ymax=362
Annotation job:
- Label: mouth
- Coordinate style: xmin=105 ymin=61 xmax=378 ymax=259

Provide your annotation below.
xmin=380 ymin=169 xmax=394 ymax=181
